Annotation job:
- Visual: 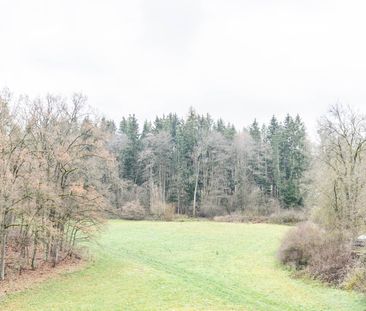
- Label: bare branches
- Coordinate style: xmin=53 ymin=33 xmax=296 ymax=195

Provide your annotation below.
xmin=0 ymin=92 xmax=116 ymax=281
xmin=315 ymin=103 xmax=366 ymax=235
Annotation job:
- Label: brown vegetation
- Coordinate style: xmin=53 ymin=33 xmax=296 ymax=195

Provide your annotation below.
xmin=0 ymin=255 xmax=84 ymax=297
xmin=0 ymin=91 xmax=118 ymax=281
xmin=279 ymin=104 xmax=366 ymax=291
xmin=278 ymin=222 xmax=354 ymax=284
xmin=118 ymin=201 xmax=146 ymax=220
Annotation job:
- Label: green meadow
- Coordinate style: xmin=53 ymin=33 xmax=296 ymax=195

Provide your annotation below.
xmin=1 ymin=220 xmax=365 ymax=311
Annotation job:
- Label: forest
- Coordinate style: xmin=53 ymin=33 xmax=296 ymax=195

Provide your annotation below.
xmin=0 ymin=90 xmax=365 ymax=301
xmin=114 ymin=108 xmax=308 ymax=219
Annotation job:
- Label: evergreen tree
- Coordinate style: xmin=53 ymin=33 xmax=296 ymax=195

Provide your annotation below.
xmin=278 ymin=114 xmax=308 ymax=207
xmin=141 ymin=120 xmax=152 ymax=139
xmin=248 ymin=115 xmax=309 ymax=207
xmin=267 ymin=116 xmax=281 ymax=198
xmin=249 ymin=120 xmax=269 ymax=193
xmin=118 ymin=114 xmax=142 ymax=183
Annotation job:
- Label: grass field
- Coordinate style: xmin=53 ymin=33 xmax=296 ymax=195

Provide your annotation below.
xmin=1 ymin=220 xmax=365 ymax=310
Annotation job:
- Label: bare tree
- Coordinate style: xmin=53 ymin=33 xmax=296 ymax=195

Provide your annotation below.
xmin=314 ymin=104 xmax=366 ymax=235
xmin=0 ymin=92 xmax=116 ymax=281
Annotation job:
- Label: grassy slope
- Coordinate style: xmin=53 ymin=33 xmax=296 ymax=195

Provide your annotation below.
xmin=1 ymin=220 xmax=365 ymax=311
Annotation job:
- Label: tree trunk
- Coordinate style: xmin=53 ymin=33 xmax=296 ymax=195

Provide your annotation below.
xmin=52 ymin=240 xmax=59 ymax=267
xmin=0 ymin=229 xmax=7 ymax=281
xmin=193 ymin=159 xmax=200 ymax=217
xmin=31 ymin=233 xmax=38 ymax=270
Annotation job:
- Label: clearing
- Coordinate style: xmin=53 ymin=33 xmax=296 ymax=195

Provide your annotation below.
xmin=0 ymin=220 xmax=365 ymax=310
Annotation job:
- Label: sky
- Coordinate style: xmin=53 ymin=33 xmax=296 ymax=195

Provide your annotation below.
xmin=1 ymin=0 xmax=366 ymax=138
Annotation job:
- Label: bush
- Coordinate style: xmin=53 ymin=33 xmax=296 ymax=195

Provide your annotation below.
xmin=118 ymin=201 xmax=146 ymax=220
xmin=213 ymin=213 xmax=249 ymax=223
xmin=199 ymin=202 xmax=226 ymax=218
xmin=278 ymin=222 xmax=324 ymax=268
xmin=151 ymin=201 xmax=175 ymax=221
xmin=269 ymin=209 xmax=308 ymax=225
xmin=162 ymin=203 xmax=175 ymax=221
xmin=278 ymin=222 xmax=354 ymax=284
xmin=343 ymin=264 xmax=366 ymax=293
xmin=309 ymin=232 xmax=353 ymax=283
xmin=212 ymin=208 xmax=307 ymax=224
xmin=213 ymin=213 xmax=268 ymax=223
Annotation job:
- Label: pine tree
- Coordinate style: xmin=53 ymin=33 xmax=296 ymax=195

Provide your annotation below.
xmin=118 ymin=114 xmax=142 ymax=183
xmin=249 ymin=120 xmax=269 ymax=193
xmin=278 ymin=114 xmax=308 ymax=207
xmin=267 ymin=116 xmax=281 ymax=198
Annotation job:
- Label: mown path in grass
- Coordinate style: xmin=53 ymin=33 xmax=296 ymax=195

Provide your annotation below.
xmin=1 ymin=220 xmax=365 ymax=310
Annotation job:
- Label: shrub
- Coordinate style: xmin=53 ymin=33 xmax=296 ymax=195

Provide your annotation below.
xmin=162 ymin=203 xmax=175 ymax=221
xmin=118 ymin=200 xmax=146 ymax=220
xmin=278 ymin=222 xmax=354 ymax=284
xmin=199 ymin=202 xmax=226 ymax=218
xmin=309 ymin=232 xmax=353 ymax=284
xmin=213 ymin=213 xmax=268 ymax=223
xmin=278 ymin=222 xmax=324 ymax=268
xmin=269 ymin=209 xmax=308 ymax=225
xmin=150 ymin=201 xmax=175 ymax=221
xmin=213 ymin=213 xmax=249 ymax=223
xmin=343 ymin=263 xmax=366 ymax=293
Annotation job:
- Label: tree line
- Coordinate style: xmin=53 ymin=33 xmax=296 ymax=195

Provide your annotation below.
xmin=0 ymin=91 xmax=118 ymax=281
xmin=113 ymin=108 xmax=309 ymax=218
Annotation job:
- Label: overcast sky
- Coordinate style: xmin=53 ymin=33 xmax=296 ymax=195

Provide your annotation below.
xmin=1 ymin=0 xmax=366 ymax=138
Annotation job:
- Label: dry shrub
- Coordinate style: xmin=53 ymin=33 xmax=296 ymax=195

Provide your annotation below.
xmin=200 ymin=194 xmax=282 ymax=219
xmin=309 ymin=232 xmax=353 ymax=284
xmin=213 ymin=213 xmax=268 ymax=223
xmin=269 ymin=209 xmax=308 ymax=225
xmin=199 ymin=202 xmax=226 ymax=218
xmin=278 ymin=222 xmax=324 ymax=268
xmin=278 ymin=222 xmax=354 ymax=284
xmin=213 ymin=213 xmax=249 ymax=223
xmin=162 ymin=203 xmax=175 ymax=221
xmin=151 ymin=201 xmax=175 ymax=221
xmin=213 ymin=205 xmax=304 ymax=224
xmin=124 ymin=183 xmax=150 ymax=208
xmin=343 ymin=264 xmax=366 ymax=293
xmin=119 ymin=200 xmax=146 ymax=220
